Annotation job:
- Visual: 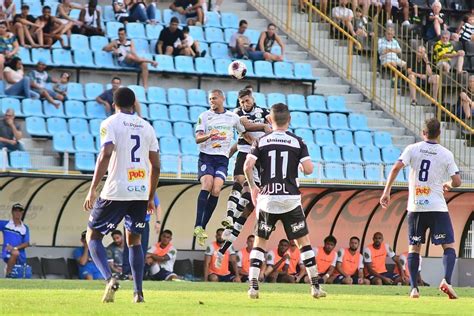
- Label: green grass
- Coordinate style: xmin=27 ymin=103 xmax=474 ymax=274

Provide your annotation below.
xmin=0 ymin=280 xmax=473 ymax=315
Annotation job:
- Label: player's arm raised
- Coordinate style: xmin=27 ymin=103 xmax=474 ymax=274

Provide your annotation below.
xmin=84 ymin=142 xmax=114 ymax=211
xmin=240 ymin=116 xmax=271 ymax=133
xmin=380 ymin=160 xmax=405 ymax=208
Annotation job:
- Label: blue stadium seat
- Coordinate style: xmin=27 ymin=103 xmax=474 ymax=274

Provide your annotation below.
xmin=181 ymin=137 xmax=198 ymax=156
xmin=146 ymin=24 xmax=163 ymax=40
xmin=345 ymin=164 xmax=365 ymax=181
xmin=133 ymin=38 xmax=150 ymax=54
xmin=90 ymin=36 xmax=109 ymax=51
xmin=75 ymin=152 xmax=96 ymax=171
xmin=315 ymin=129 xmax=334 ymax=146
xmin=374 ymin=131 xmax=393 ymax=148
xmin=95 ymin=136 xmax=101 ymax=151
xmin=195 ymin=57 xmax=214 ymax=74
xmin=205 ymin=27 xmax=225 ymax=43
xmin=210 ymin=43 xmax=230 ymax=59
xmin=94 ymin=51 xmax=116 ymax=69
xmin=348 ymin=113 xmax=370 ymax=131
xmin=74 ymin=49 xmax=95 ymax=67
xmin=9 ymin=151 xmax=32 ymax=169
xmin=129 ymin=85 xmax=148 ymax=103
xmin=25 ymin=116 xmax=49 ymax=137
xmin=84 ymin=83 xmax=104 ymax=100
xmin=70 ymin=34 xmax=90 ymax=50
xmin=51 ymin=34 xmax=68 ymax=49
xmin=163 ymin=8 xmax=185 ymax=25
xmin=189 ymin=106 xmax=206 ymax=122
xmin=327 ymin=95 xmax=350 ymax=113
xmin=224 ymin=28 xmax=237 ymax=43
xmin=290 ymin=112 xmax=310 ymax=129
xmin=153 ymin=7 xmax=163 ymax=24
xmin=226 ymin=91 xmax=238 ymax=108
xmin=106 ymin=21 xmax=124 ymax=39
xmin=126 ymin=22 xmax=146 ymax=39
xmin=86 ymin=101 xmax=107 ymax=119
xmin=70 ymin=9 xmax=81 ymax=20
xmin=274 ymin=62 xmax=294 ymax=79
xmin=334 ymin=130 xmax=354 ymax=146
xmin=214 ymin=58 xmax=231 ymax=75
xmin=74 ymin=133 xmax=96 ymax=153
xmin=167 ymin=88 xmax=188 ymax=105
xmin=139 ymin=104 xmax=149 ymax=119
xmin=254 ymin=61 xmax=274 ymax=78
xmin=309 ymin=112 xmax=329 ymax=129
xmin=325 ymin=163 xmax=345 ymax=180
xmin=294 ymin=129 xmax=314 ymax=144
xmin=362 ymin=146 xmax=382 ymax=163
xmin=1 ymin=98 xmax=22 ymax=116
xmin=67 ymin=83 xmax=86 ymax=101
xmin=385 ymin=164 xmax=405 ymax=182
xmin=174 ymin=55 xmax=195 ymax=73
xmin=18 ymin=47 xmax=32 ymax=65
xmin=267 ymin=93 xmax=286 ymax=107
xmin=155 ymin=54 xmax=175 ymax=72
xmin=287 ymin=94 xmax=306 ymax=111
xmin=294 ymin=63 xmax=315 ymax=80
xmin=221 ymin=13 xmax=239 ymax=28
xmin=381 ymin=146 xmax=401 ymax=163
xmin=182 ymin=155 xmax=198 ymax=173
xmin=89 ymin=119 xmax=102 ymax=137
xmin=188 ymin=89 xmax=208 ymax=106
xmin=365 ymin=164 xmax=382 ymax=181
xmin=47 ymin=117 xmax=68 ymax=134
xmin=329 ymin=113 xmax=350 ymax=130
xmin=102 ymin=5 xmax=115 ymax=22
xmin=169 ymin=105 xmax=190 ymax=122
xmin=253 ymin=92 xmax=266 ymax=108
xmin=147 ymin=87 xmax=168 ymax=104
xmin=161 ymin=154 xmax=179 ymax=173
xmin=236 ymin=59 xmax=255 ymax=77
xmin=322 ymin=145 xmax=343 ymax=162
xmin=43 ymin=100 xmax=66 ymax=118
xmin=306 ymin=95 xmax=327 ymax=112
xmin=160 ymin=136 xmax=180 ymax=155
xmin=189 ymin=26 xmax=205 ymax=42
xmin=22 ymin=99 xmax=44 ymax=117
xmin=31 ymin=48 xmax=52 ymax=65
xmin=342 ymin=145 xmax=362 ymax=163
xmin=205 ymin=11 xmax=221 ymax=27
xmin=270 ymin=45 xmax=282 ymax=56
xmin=64 ymin=100 xmax=87 ymax=118
xmin=244 ymin=29 xmax=260 ymax=45
xmin=354 ymin=131 xmax=373 ymax=147
xmin=149 ymin=103 xmax=169 ymax=121
xmin=306 ymin=143 xmax=322 ymax=161
xmin=53 ymin=132 xmax=75 ymax=152
xmin=173 ymin=121 xmax=193 ymax=139
xmin=69 ymin=118 xmax=89 ymax=135
xmin=153 ymin=120 xmax=173 ymax=138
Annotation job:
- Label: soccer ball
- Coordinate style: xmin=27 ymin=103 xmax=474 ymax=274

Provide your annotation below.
xmin=228 ymin=61 xmax=247 ymax=80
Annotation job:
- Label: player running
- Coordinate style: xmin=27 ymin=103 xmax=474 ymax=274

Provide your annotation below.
xmin=244 ymin=103 xmax=326 ymax=299
xmin=380 ymin=118 xmax=461 ymax=299
xmin=83 ymin=87 xmax=160 ymax=303
xmin=193 ymin=89 xmax=268 ymax=246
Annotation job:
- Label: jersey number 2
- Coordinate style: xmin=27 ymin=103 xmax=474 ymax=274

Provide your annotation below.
xmin=418 ymin=159 xmax=430 ymax=182
xmin=131 ymin=135 xmax=140 ymax=162
xmin=268 ymin=150 xmax=288 ymax=178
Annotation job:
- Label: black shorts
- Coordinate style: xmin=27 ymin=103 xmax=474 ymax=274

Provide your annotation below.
xmin=333 ymin=274 xmax=359 ymax=284
xmin=367 ymin=271 xmax=399 ymax=281
xmin=257 ymin=206 xmax=308 ymax=240
xmin=407 ymin=211 xmax=455 ymax=245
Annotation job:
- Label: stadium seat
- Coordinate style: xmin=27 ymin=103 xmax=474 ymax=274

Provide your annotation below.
xmin=102 ymin=5 xmax=115 ymax=22
xmin=236 ymin=59 xmax=255 ymax=77
xmin=345 ymin=163 xmax=365 ymax=181
xmin=306 ymin=143 xmax=322 ymax=161
xmin=309 ymin=112 xmax=330 ymax=130
xmin=385 ymin=164 xmax=405 ymax=182
xmin=267 ymin=93 xmax=286 ymax=107
xmin=374 ymin=131 xmax=393 ymax=148
xmin=126 ymin=22 xmax=146 ymax=39
xmin=306 ymin=95 xmax=327 ymax=112
xmin=133 ymin=38 xmax=150 ymax=54
xmin=329 ymin=113 xmax=350 ymax=130
xmin=73 ymin=49 xmax=95 ymax=67
xmin=153 ymin=120 xmax=173 ymax=138
xmin=271 ymin=45 xmax=281 ymax=56
xmin=294 ymin=128 xmax=314 ymax=144
xmin=160 ymin=136 xmax=180 ymax=155
xmin=84 ymin=83 xmax=104 ymax=100
xmin=47 ymin=117 xmax=68 ymax=135
xmin=129 ymin=85 xmax=148 ymax=103
xmin=74 ymin=133 xmax=96 ymax=153
xmin=67 ymin=83 xmax=86 ymax=101
xmin=146 ymin=24 xmax=163 ymax=40
xmin=365 ymin=164 xmax=383 ymax=181
xmin=139 ymin=103 xmax=149 ymax=119
xmin=210 ymin=43 xmax=230 ymax=59
xmin=25 ymin=116 xmax=49 ymax=137
xmin=354 ymin=131 xmax=373 ymax=147
xmin=224 ymin=28 xmax=237 ymax=43
xmin=94 ymin=51 xmax=116 ymax=69
xmin=290 ymin=112 xmax=310 ymax=129
xmin=154 ymin=54 xmax=175 ymax=72
xmin=163 ymin=8 xmax=185 ymax=25
xmin=26 ymin=257 xmax=42 ymax=279
xmin=70 ymin=34 xmax=90 ymax=51
xmin=327 ymin=95 xmax=350 ymax=113
xmin=253 ymin=92 xmax=266 ymax=108
xmin=86 ymin=101 xmax=107 ymax=119
xmin=189 ymin=26 xmax=205 ymax=42
xmin=214 ymin=58 xmax=231 ymax=75
xmin=189 ymin=106 xmax=206 ymax=122
xmin=254 ymin=61 xmax=274 ymax=78
xmin=342 ymin=145 xmax=363 ymax=163
xmin=315 ymin=129 xmax=334 ymax=146
xmin=41 ymin=257 xmax=68 ymax=279
xmin=89 ymin=119 xmax=102 ymax=136
xmin=181 ymin=137 xmax=198 ymax=156
xmin=322 ymin=145 xmax=343 ymax=162
xmin=334 ymin=130 xmax=354 ymax=146
xmin=75 ymin=152 xmax=96 ymax=171
xmin=9 ymin=151 xmax=32 ymax=169
xmin=221 ymin=12 xmax=239 ymax=28
xmin=173 ymin=122 xmax=193 ymax=139
xmin=51 ymin=35 xmax=68 ymax=49
xmin=287 ymin=94 xmax=307 ymax=111
xmin=169 ymin=105 xmax=190 ymax=122
xmin=348 ymin=113 xmax=370 ymax=131
xmin=53 ymin=132 xmax=75 ymax=153
xmin=294 ymin=63 xmax=315 ymax=80
xmin=195 ymin=57 xmax=214 ymax=74
xmin=187 ymin=89 xmax=208 ymax=106
xmin=274 ymin=62 xmax=294 ymax=79
xmin=244 ymin=29 xmax=260 ymax=45
xmin=64 ymin=100 xmax=87 ymax=118
xmin=161 ymin=154 xmax=180 ymax=173
xmin=1 ymin=98 xmax=22 ymax=116
xmin=205 ymin=11 xmax=221 ymax=27
xmin=181 ymin=155 xmax=198 ymax=174
xmin=325 ymin=163 xmax=345 ymax=180
xmin=43 ymin=101 xmax=66 ymax=118
xmin=90 ymin=36 xmax=109 ymax=51
xmin=147 ymin=87 xmax=167 ymax=104
xmin=381 ymin=146 xmax=401 ymax=163
xmin=226 ymin=91 xmax=238 ymax=108
xmin=362 ymin=146 xmax=382 ymax=163
xmin=18 ymin=46 xmax=32 ymax=65
xmin=69 ymin=118 xmax=89 ymax=136
xmin=23 ymin=99 xmax=45 ymax=117
xmin=205 ymin=27 xmax=225 ymax=43
xmin=167 ymin=88 xmax=188 ymax=105
xmin=174 ymin=55 xmax=195 ymax=73
xmin=106 ymin=21 xmax=124 ymax=38
xmin=149 ymin=103 xmax=169 ymax=121
xmin=31 ymin=48 xmax=52 ymax=65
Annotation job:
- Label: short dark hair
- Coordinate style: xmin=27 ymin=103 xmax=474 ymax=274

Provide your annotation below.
xmin=9 ymin=57 xmax=21 ymax=71
xmin=268 ymin=23 xmax=276 ymax=29
xmin=324 ymin=235 xmax=337 ymax=245
xmin=113 ymin=87 xmax=135 ymax=109
xmin=161 ymin=229 xmax=173 ymax=236
xmin=239 ymin=19 xmax=248 ymax=27
xmin=118 ymin=27 xmax=126 ymax=33
xmin=424 ymin=118 xmax=441 ymax=139
xmin=111 ymin=230 xmax=122 ymax=237
xmin=182 ymin=26 xmax=190 ymax=33
xmin=170 ymin=17 xmax=179 ymax=24
xmin=279 ymin=239 xmax=290 ymax=245
xmin=270 ymin=103 xmax=290 ymax=126
xmin=43 ymin=5 xmax=51 ymax=11
xmin=350 ymin=236 xmax=360 ymax=243
xmin=216 ymin=228 xmax=225 ymax=234
xmin=111 ymin=76 xmax=121 ymax=82
xmin=21 ymin=4 xmax=29 ymax=10
xmin=373 ymin=232 xmax=383 ymax=238
xmin=238 ymin=88 xmax=252 ymax=99
xmin=244 ymin=84 xmax=253 ymax=90
xmin=247 ymin=235 xmax=255 ymax=240
xmin=210 ymin=89 xmax=224 ymax=98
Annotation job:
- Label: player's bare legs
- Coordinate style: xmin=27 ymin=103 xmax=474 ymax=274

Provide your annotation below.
xmin=126 ymin=230 xmax=145 ymax=303
xmin=439 ymin=243 xmax=458 ymax=299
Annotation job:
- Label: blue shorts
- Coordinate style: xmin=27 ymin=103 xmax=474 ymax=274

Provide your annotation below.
xmin=88 ymin=198 xmax=148 ymax=235
xmin=215 ymin=274 xmax=235 ymax=282
xmin=248 ymin=50 xmax=265 ymax=61
xmin=79 ymin=267 xmax=104 ymax=280
xmin=407 ymin=211 xmax=455 ymax=245
xmin=118 ymin=59 xmax=139 ymax=68
xmin=198 ymin=152 xmax=229 ymax=181
xmin=3 ymin=253 xmax=26 ymax=265
xmin=333 ymin=274 xmax=359 ymax=284
xmin=367 ymin=271 xmax=399 ymax=281
xmin=151 ymin=268 xmax=177 ymax=281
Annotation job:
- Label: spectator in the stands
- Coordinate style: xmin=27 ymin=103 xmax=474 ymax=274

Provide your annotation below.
xmin=211 ymin=0 xmax=224 ymax=14
xmin=378 ymin=27 xmax=406 ymax=69
xmin=146 ymin=230 xmax=179 ymax=281
xmin=407 ymin=46 xmax=440 ymax=106
xmin=53 ymin=72 xmax=70 ymax=101
xmin=229 ymin=20 xmax=269 ymax=61
xmin=96 ymin=76 xmax=121 ymax=115
xmin=79 ymin=0 xmax=104 ymax=36
xmin=0 ymin=203 xmax=29 ymax=278
xmin=170 ymin=0 xmax=204 ymax=25
xmin=175 ymin=26 xmax=205 ymax=57
xmin=37 ymin=6 xmax=71 ymax=49
xmin=28 ymin=60 xmax=64 ymax=107
xmin=73 ymin=230 xmax=103 ymax=280
xmin=112 ymin=0 xmax=156 ymax=24
xmin=458 ymin=14 xmax=473 ymax=44
xmin=103 ymin=27 xmax=157 ymax=89
xmin=0 ymin=0 xmax=16 ymax=29
xmin=13 ymin=5 xmax=44 ymax=48
xmin=458 ymin=75 xmax=474 ymax=121
xmin=56 ymin=0 xmax=83 ymax=35
xmin=433 ymin=30 xmax=465 ymax=75
xmin=384 ymin=0 xmax=412 ymax=26
xmin=4 ymin=57 xmax=39 ymax=99
xmin=257 ymin=23 xmax=285 ymax=61
xmin=156 ymin=17 xmax=185 ymax=55
xmin=331 ymin=0 xmax=358 ymax=37
xmin=0 ymin=21 xmax=19 ymax=80
xmin=425 ymin=1 xmax=447 ymax=41
xmin=0 ymin=108 xmax=23 ymax=151
xmin=106 ymin=230 xmax=124 ymax=275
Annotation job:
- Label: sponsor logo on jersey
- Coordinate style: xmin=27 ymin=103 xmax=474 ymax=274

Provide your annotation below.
xmin=261 ymin=183 xmax=290 ymax=195
xmin=414 ymin=199 xmax=430 ymax=206
xmin=433 ymin=233 xmax=446 ymax=240
xmin=128 ymin=168 xmax=145 ymax=181
xmin=106 ymin=223 xmax=116 ymax=230
xmin=200 ymin=164 xmax=207 ymax=172
xmin=100 ymin=127 xmax=107 ymax=138
xmin=123 ymin=121 xmax=144 ymax=129
xmin=410 ymin=235 xmax=422 ymax=243
xmin=127 ymin=185 xmax=147 ymax=192
xmin=291 ymin=221 xmax=305 ymax=233
xmin=415 ymin=186 xmax=431 ymax=196
xmin=135 ymin=222 xmax=146 ymax=228
xmin=259 ymin=222 xmax=272 ymax=233
xmin=266 ymin=138 xmax=291 ymax=144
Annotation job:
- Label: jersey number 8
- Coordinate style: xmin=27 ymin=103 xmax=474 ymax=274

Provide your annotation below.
xmin=418 ymin=159 xmax=430 ymax=182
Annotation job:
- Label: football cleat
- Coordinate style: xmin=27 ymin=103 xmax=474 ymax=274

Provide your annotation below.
xmin=439 ymin=279 xmax=458 ymax=299
xmin=248 ymin=287 xmax=259 ymax=299
xmin=311 ymin=286 xmax=327 ymax=299
xmin=193 ymin=226 xmax=208 ymax=247
xmin=133 ymin=292 xmax=145 ymax=303
xmin=102 ymin=277 xmax=120 ymax=303
xmin=215 ymin=251 xmax=224 ymax=269
xmin=410 ymin=288 xmax=420 ymax=298
xmin=221 ymin=216 xmax=234 ymax=229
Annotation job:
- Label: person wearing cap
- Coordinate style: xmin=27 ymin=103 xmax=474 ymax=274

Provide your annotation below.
xmin=28 ymin=60 xmax=64 ymax=108
xmin=0 ymin=203 xmax=30 ymax=278
xmin=73 ymin=230 xmax=103 ymax=280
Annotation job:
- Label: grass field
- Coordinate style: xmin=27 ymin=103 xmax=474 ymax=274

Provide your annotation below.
xmin=1 ymin=280 xmax=473 ymax=315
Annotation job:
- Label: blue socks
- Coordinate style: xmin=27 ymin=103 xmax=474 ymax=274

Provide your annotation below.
xmin=195 ymin=190 xmax=210 ymax=227
xmin=88 ymin=239 xmax=112 ymax=280
xmin=443 ymin=248 xmax=456 ymax=284
xmin=202 ymin=195 xmax=219 ymax=229
xmin=129 ymin=244 xmax=144 ymax=293
xmin=407 ymin=252 xmax=420 ymax=289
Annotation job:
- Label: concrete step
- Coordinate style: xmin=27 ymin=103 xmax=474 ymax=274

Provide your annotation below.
xmin=367 ymin=118 xmax=394 ymax=128
xmin=312 ymin=68 xmax=330 ymax=77
xmin=392 ymin=135 xmax=416 ymax=148
xmin=346 ymin=102 xmax=372 ymax=112
xmin=285 ymin=51 xmax=309 ymax=61
xmin=316 ymin=77 xmax=343 ymax=85
xmin=337 ymin=93 xmax=365 ymax=103
xmin=374 ymin=126 xmax=407 ymax=136
xmin=314 ymin=84 xmax=351 ymax=95
xmin=360 ymin=110 xmax=386 ymax=119
xmin=224 ymin=2 xmax=248 ymax=12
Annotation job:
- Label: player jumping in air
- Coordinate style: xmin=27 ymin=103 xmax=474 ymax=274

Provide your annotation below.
xmin=380 ymin=118 xmax=461 ymax=299
xmin=193 ymin=89 xmax=269 ymax=246
xmin=244 ymin=103 xmax=326 ymax=299
xmin=83 ymin=87 xmax=160 ymax=303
